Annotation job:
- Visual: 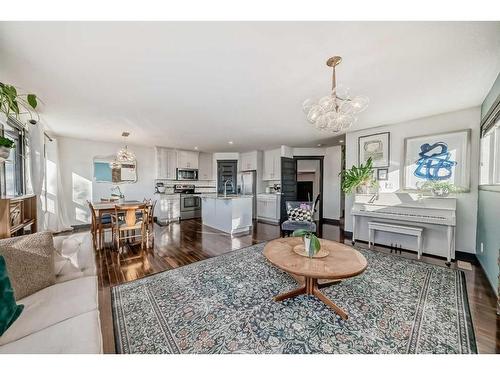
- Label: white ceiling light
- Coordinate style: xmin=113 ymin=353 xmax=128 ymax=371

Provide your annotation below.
xmin=228 ymin=140 xmax=234 ymax=145
xmin=115 ymin=132 xmax=136 ymax=163
xmin=303 ymin=56 xmax=369 ymax=133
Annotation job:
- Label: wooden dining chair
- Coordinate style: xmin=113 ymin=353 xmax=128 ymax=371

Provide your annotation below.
xmin=143 ymin=199 xmax=156 ymax=248
xmin=87 ymin=201 xmax=113 ymax=251
xmin=112 ymin=203 xmax=148 ymax=253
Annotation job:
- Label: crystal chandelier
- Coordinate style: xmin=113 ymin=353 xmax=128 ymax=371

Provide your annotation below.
xmin=303 ymin=56 xmax=369 ymax=133
xmin=115 ymin=132 xmax=135 ymax=164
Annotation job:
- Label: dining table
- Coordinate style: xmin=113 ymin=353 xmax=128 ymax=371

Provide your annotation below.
xmin=91 ymin=200 xmax=142 ymax=250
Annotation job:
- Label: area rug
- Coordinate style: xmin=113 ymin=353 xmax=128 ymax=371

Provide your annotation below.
xmin=111 ymin=243 xmax=477 ymax=354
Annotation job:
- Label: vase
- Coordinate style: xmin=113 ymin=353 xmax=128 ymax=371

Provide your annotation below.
xmin=303 ymin=236 xmax=313 ymax=257
xmin=432 ymin=187 xmax=450 ymax=197
xmin=0 ymin=146 xmax=11 ymax=161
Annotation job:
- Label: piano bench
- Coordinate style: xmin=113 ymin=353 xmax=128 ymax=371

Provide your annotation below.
xmin=368 ymin=222 xmax=424 ymax=259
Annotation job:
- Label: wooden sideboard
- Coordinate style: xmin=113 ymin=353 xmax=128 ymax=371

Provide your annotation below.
xmin=0 ymin=195 xmax=37 ymax=239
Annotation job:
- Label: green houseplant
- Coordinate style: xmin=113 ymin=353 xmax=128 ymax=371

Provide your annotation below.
xmin=292 ymin=229 xmax=321 ymax=257
xmin=0 ymin=82 xmax=39 ymax=123
xmin=0 ymin=136 xmax=15 ymax=161
xmin=339 ymin=157 xmax=376 ymax=194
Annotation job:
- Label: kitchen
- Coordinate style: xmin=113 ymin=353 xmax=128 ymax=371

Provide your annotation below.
xmin=154 ymin=147 xmax=282 ymax=234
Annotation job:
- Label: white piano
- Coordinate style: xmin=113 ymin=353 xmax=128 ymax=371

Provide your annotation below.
xmin=351 ymin=193 xmax=456 ymax=263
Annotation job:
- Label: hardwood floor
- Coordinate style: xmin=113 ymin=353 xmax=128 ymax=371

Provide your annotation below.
xmin=94 ymin=219 xmax=499 ymax=354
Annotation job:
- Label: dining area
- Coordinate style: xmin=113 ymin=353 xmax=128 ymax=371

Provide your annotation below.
xmin=87 ymin=199 xmax=157 ymax=254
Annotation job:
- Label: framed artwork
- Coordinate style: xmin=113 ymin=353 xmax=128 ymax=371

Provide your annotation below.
xmin=358 ymin=132 xmax=390 ymax=168
xmin=377 ymin=168 xmax=388 ymax=181
xmin=403 ymin=129 xmax=471 ymax=191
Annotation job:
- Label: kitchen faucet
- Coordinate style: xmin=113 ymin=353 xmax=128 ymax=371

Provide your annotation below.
xmin=224 ymin=179 xmax=232 ymax=198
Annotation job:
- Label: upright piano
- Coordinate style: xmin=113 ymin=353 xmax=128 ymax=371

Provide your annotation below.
xmin=351 ymin=193 xmax=457 ymax=262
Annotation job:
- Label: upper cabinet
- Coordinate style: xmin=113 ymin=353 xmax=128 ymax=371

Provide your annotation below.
xmin=155 ymin=147 xmax=177 ymax=180
xmin=198 ymin=152 xmax=214 ymax=180
xmin=263 ymin=149 xmax=281 ymax=180
xmin=177 ymin=150 xmax=199 ymax=169
xmin=239 ymin=151 xmax=258 ymax=171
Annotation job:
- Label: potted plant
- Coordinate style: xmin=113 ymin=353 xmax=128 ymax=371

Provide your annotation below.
xmin=0 ymin=82 xmax=39 ymax=123
xmin=0 ymin=136 xmax=15 ymax=161
xmin=339 ymin=157 xmax=376 ymax=194
xmin=420 ymin=181 xmax=462 ymax=197
xmin=292 ymin=229 xmax=321 ymax=258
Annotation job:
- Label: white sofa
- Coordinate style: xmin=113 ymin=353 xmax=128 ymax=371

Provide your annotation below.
xmin=0 ymin=232 xmax=103 ymax=354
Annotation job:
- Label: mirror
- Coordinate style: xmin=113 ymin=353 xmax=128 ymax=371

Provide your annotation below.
xmin=93 ymin=156 xmax=137 ymax=183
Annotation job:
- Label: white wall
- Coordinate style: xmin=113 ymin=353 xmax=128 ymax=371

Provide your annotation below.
xmin=323 ymin=146 xmax=342 ymax=220
xmin=58 ymin=136 xmax=156 ymax=226
xmin=345 ymin=107 xmax=481 ymax=253
xmin=293 ymin=146 xmax=342 ymax=220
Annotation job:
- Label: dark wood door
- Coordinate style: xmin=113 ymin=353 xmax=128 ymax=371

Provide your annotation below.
xmin=280 ymin=157 xmax=297 ymax=223
xmin=217 ymin=160 xmax=238 ymax=195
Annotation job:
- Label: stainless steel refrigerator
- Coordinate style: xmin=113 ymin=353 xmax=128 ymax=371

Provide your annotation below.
xmin=238 ymin=170 xmax=257 ymax=219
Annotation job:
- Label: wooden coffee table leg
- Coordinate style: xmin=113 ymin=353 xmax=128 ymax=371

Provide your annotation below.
xmin=317 ymin=279 xmax=342 ymax=289
xmin=311 ymin=279 xmax=348 ymax=320
xmin=274 ymin=285 xmax=306 ymax=302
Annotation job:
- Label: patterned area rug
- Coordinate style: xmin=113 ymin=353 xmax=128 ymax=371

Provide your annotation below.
xmin=111 ymin=243 xmax=477 ymax=354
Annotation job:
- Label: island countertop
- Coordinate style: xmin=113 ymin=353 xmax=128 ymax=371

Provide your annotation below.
xmin=201 ymin=194 xmax=253 ymax=234
xmin=200 ymin=194 xmax=253 ymax=200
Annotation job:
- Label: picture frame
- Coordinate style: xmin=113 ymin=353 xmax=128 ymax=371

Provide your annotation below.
xmin=402 ymin=129 xmax=471 ymax=191
xmin=358 ymin=132 xmax=390 ymax=168
xmin=377 ymin=168 xmax=388 ymax=181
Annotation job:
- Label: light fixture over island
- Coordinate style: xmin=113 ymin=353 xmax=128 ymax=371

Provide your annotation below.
xmin=201 ymin=195 xmax=253 ymax=235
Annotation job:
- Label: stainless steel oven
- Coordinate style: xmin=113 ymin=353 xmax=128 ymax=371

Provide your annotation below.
xmin=174 ymin=184 xmax=201 ymax=219
xmin=176 ymin=168 xmax=198 ymax=181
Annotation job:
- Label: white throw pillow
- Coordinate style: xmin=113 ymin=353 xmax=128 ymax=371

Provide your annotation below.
xmin=54 ymin=253 xmax=80 ymax=276
xmin=60 ymin=233 xmax=93 ymax=271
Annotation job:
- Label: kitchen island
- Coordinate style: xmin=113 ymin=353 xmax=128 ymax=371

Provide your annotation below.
xmin=201 ymin=195 xmax=253 ymax=235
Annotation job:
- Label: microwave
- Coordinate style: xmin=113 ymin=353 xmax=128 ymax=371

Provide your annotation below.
xmin=176 ymin=168 xmax=198 ymax=181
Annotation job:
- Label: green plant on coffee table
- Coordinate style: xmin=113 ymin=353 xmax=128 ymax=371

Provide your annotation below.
xmin=0 ymin=136 xmax=15 ymax=149
xmin=292 ymin=229 xmax=321 ymax=257
xmin=339 ymin=157 xmax=375 ymax=194
xmin=0 ymin=82 xmax=38 ymax=122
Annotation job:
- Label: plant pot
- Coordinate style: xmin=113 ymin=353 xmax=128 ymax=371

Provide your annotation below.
xmin=432 ymin=187 xmax=450 ymax=197
xmin=303 ymin=236 xmax=313 ymax=257
xmin=0 ymin=146 xmax=11 ymax=161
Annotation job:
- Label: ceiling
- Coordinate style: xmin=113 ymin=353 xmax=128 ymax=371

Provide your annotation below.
xmin=1 ymin=22 xmax=499 ymax=152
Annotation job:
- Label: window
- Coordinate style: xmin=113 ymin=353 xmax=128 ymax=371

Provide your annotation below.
xmin=479 ymin=119 xmax=500 ymax=186
xmin=0 ymin=118 xmax=27 ymax=196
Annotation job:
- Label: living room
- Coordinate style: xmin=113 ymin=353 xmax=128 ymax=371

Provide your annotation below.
xmin=1 ymin=1 xmax=499 ymax=372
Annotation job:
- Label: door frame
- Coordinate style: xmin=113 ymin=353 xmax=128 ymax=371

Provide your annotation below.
xmin=294 ymin=156 xmax=324 ymax=223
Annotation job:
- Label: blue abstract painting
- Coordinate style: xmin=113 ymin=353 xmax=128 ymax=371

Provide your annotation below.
xmin=413 ymin=142 xmax=457 ymax=181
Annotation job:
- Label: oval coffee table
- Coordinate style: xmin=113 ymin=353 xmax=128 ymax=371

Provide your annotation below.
xmin=263 ymin=237 xmax=368 ymax=320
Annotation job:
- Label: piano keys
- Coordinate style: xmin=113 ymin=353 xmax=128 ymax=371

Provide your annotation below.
xmin=351 ymin=193 xmax=456 ymax=263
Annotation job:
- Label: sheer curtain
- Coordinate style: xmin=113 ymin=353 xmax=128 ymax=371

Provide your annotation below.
xmin=28 ymin=122 xmax=72 ymax=233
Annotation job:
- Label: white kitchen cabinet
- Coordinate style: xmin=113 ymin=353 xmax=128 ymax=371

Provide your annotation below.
xmin=198 ymin=152 xmax=214 ymax=180
xmin=257 ymin=194 xmax=281 ymax=223
xmin=155 ymin=147 xmax=177 ymax=180
xmin=239 ymin=151 xmax=258 ymax=171
xmin=263 ymin=149 xmax=281 ymax=180
xmin=155 ymin=193 xmax=180 ymax=223
xmin=177 ymin=150 xmax=199 ymax=169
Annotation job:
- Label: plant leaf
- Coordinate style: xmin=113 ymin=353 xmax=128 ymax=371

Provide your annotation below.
xmin=310 ymin=235 xmax=321 ymax=254
xmin=292 ymin=229 xmax=309 ymax=237
xmin=27 ymin=94 xmax=37 ymax=109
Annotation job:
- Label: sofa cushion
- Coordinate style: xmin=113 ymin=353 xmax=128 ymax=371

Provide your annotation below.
xmin=0 ymin=276 xmax=98 ymax=346
xmin=0 ymin=310 xmax=102 ymax=354
xmin=0 ymin=256 xmax=24 ymax=336
xmin=0 ymin=232 xmax=56 ymax=300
